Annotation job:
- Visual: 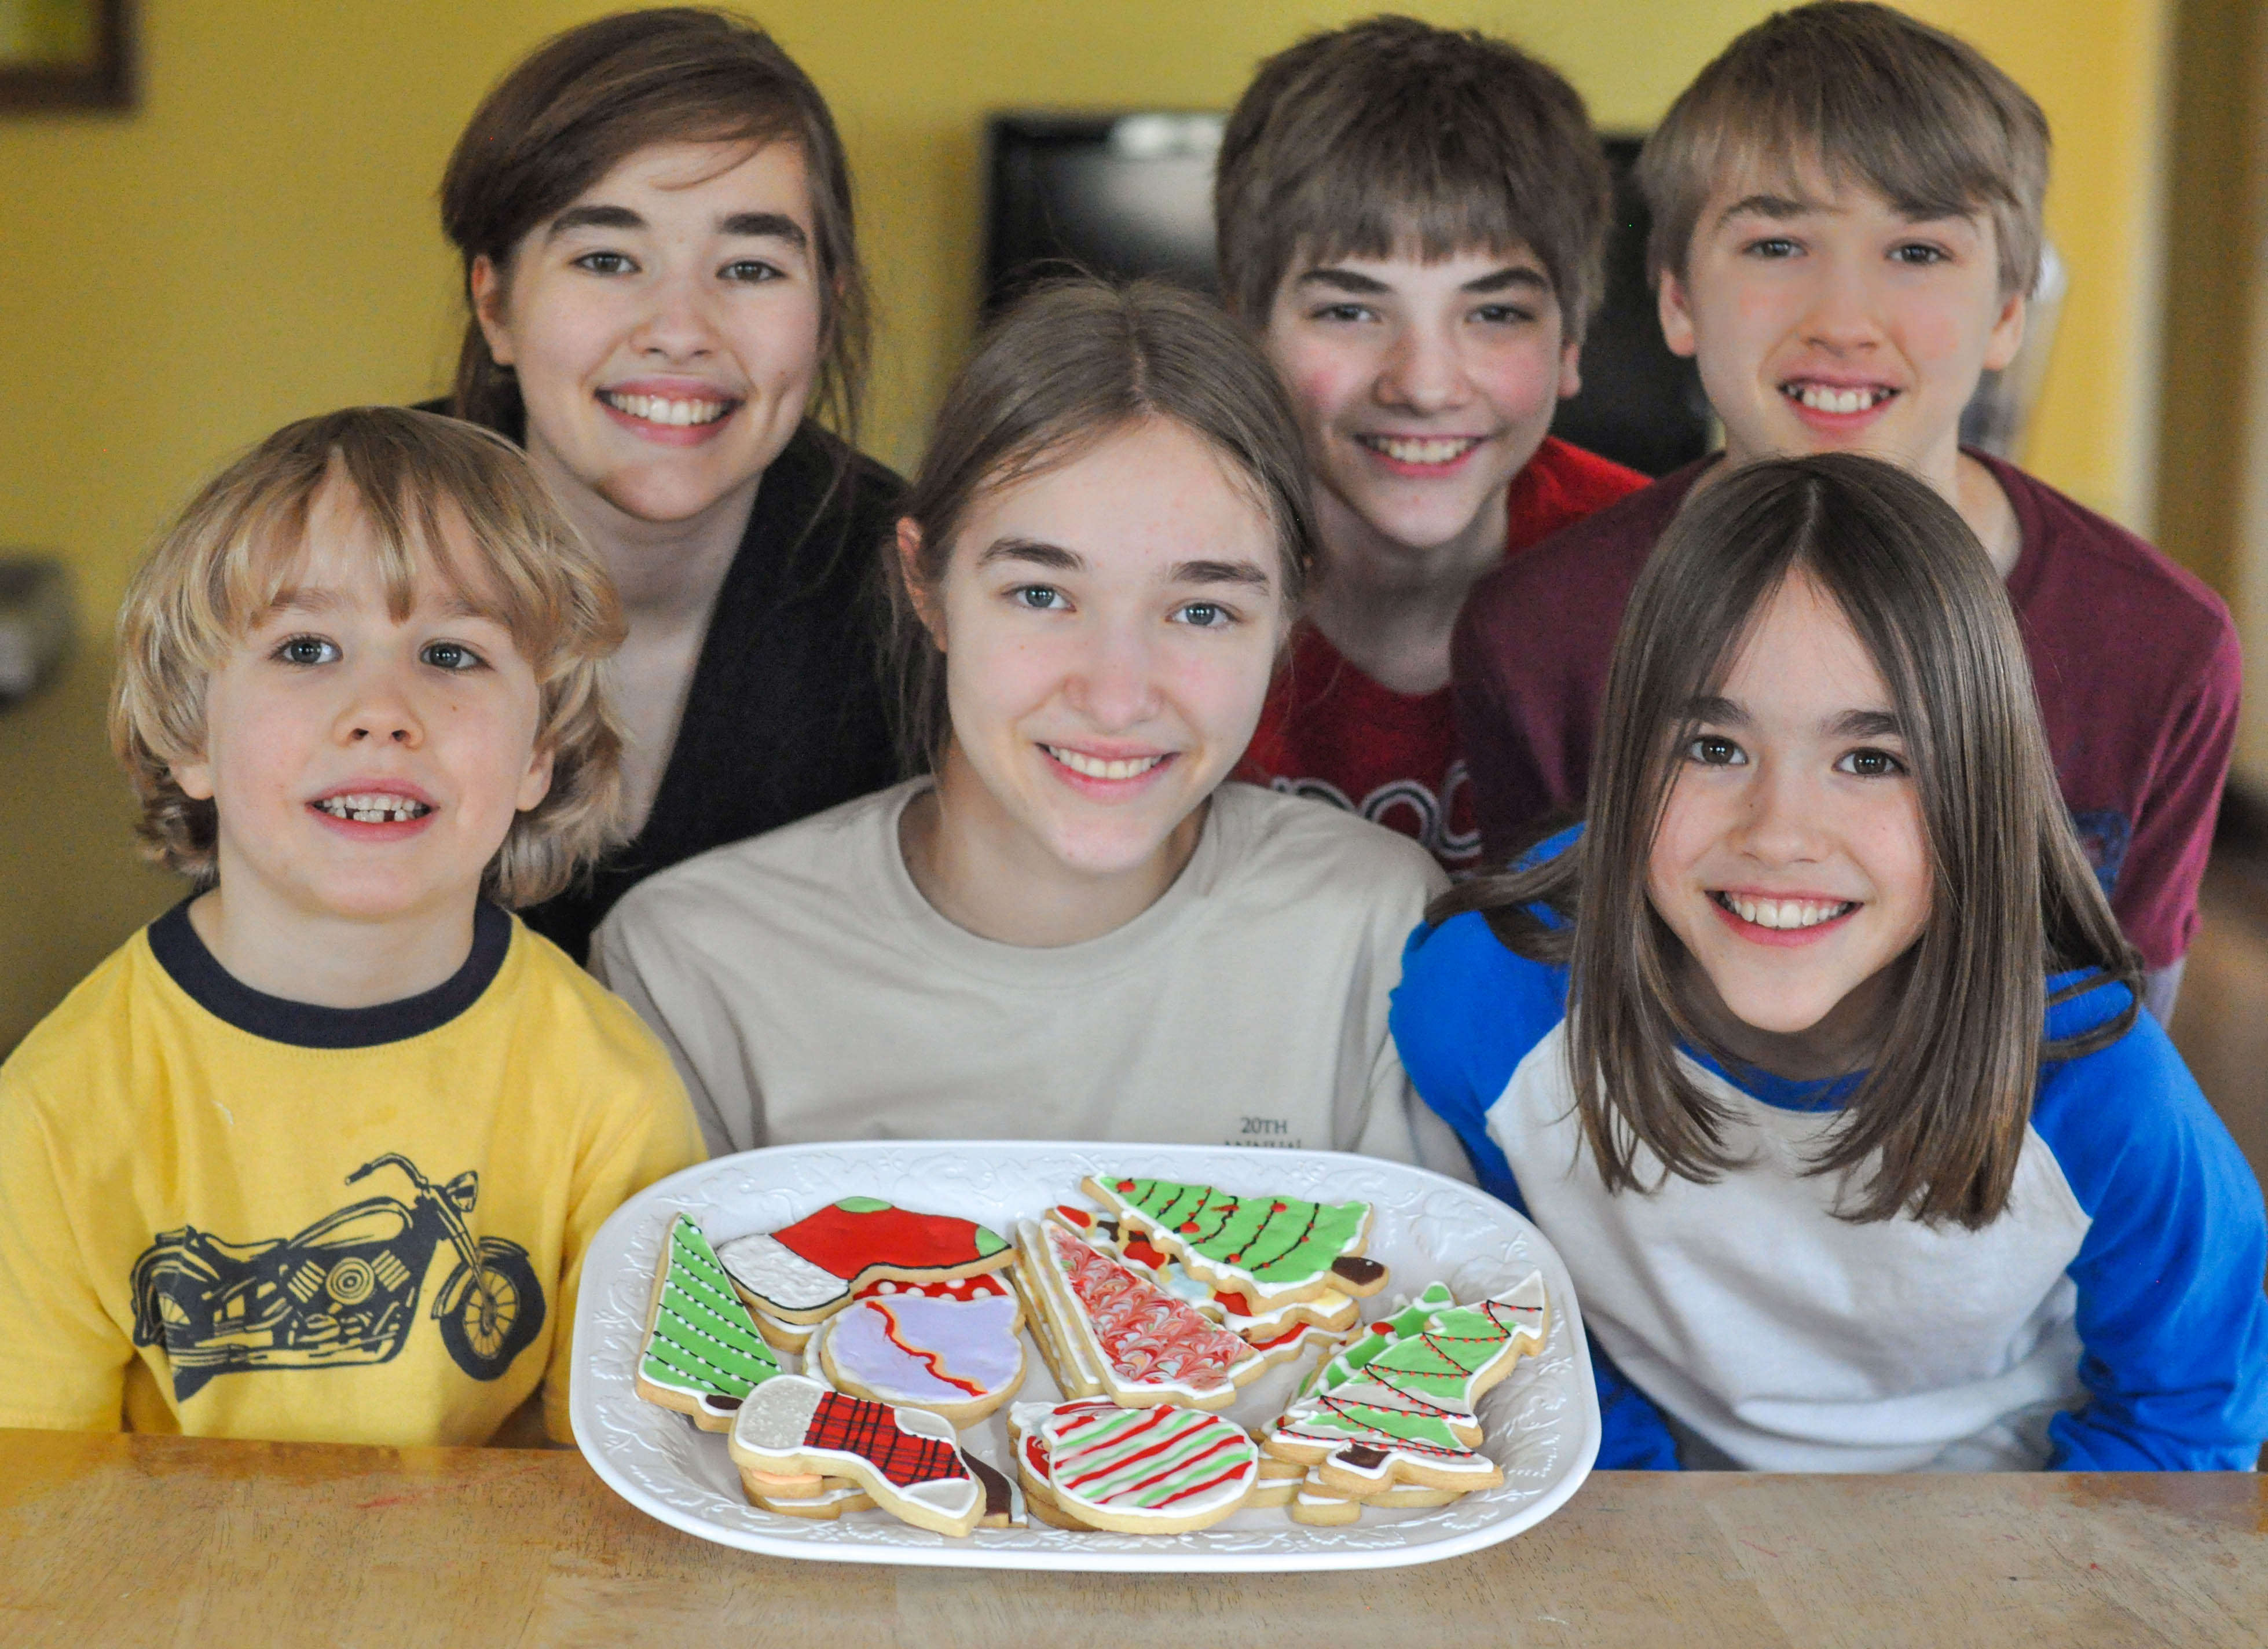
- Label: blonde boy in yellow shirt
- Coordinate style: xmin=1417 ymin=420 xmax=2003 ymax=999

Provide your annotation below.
xmin=0 ymin=408 xmax=704 ymax=1446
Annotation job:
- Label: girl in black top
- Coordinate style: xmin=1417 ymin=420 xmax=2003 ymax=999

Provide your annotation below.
xmin=435 ymin=8 xmax=900 ymax=958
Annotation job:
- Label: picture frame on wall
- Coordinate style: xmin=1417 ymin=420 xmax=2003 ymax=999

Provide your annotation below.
xmin=0 ymin=0 xmax=132 ymax=111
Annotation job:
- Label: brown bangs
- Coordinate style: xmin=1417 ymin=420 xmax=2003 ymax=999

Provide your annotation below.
xmin=1216 ymin=16 xmax=1610 ymax=334
xmin=1638 ymin=2 xmax=2049 ymax=296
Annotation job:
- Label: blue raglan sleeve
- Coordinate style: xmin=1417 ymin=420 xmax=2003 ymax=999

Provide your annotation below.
xmin=1391 ymin=910 xmax=1683 ymax=1470
xmin=2029 ymin=988 xmax=2268 ymax=1470
xmin=1389 ymin=913 xmax=1552 ymax=1208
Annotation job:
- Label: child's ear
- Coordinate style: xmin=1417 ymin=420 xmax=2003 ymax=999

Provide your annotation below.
xmin=1658 ymin=269 xmax=1699 ymax=360
xmin=470 ymin=255 xmax=516 ymax=368
xmin=1556 ymin=334 xmax=1584 ymax=402
xmin=896 ymin=518 xmax=946 ymax=650
xmin=170 ymin=756 xmax=215 ymax=802
xmin=515 ymin=741 xmax=555 ymax=814
xmin=1982 ymin=287 xmax=2028 ymax=375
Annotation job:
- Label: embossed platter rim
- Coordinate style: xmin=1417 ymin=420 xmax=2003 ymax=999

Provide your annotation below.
xmin=571 ymin=1141 xmax=1599 ymax=1572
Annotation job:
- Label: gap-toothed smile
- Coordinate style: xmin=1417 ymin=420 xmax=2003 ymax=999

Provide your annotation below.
xmin=312 ymin=791 xmax=433 ymax=823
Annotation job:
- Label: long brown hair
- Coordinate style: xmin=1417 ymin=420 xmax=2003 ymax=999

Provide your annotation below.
xmin=439 ymin=8 xmax=867 ymax=444
xmin=1434 ymin=453 xmax=2139 ymax=1227
xmin=888 ymin=277 xmax=1316 ymax=773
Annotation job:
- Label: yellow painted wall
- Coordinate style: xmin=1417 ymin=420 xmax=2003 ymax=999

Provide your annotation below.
xmin=0 ymin=0 xmax=2178 ymax=1047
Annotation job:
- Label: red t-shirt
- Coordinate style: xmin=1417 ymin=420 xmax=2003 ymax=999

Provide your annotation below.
xmin=1236 ymin=438 xmax=1647 ymax=873
xmin=1450 ymin=453 xmax=2240 ymax=969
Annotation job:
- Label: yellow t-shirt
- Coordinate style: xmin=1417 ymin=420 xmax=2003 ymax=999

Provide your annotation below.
xmin=0 ymin=902 xmax=704 ymax=1446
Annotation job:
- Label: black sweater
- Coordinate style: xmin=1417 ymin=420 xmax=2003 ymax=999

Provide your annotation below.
xmin=423 ymin=400 xmax=906 ymax=960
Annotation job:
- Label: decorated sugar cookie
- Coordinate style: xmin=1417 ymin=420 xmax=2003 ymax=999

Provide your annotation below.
xmin=1063 ymin=1205 xmax=1362 ymax=1347
xmin=1302 ymin=1281 xmax=1458 ymax=1398
xmin=728 ymin=1374 xmax=985 ymax=1537
xmin=815 ymin=1280 xmax=1027 ymax=1424
xmin=1010 ymin=1399 xmax=1259 ymax=1535
xmin=1266 ymin=1273 xmax=1549 ymax=1495
xmin=1082 ymin=1177 xmax=1387 ymax=1305
xmin=635 ymin=1215 xmax=785 ymax=1429
xmin=715 ymin=1198 xmax=1013 ymax=1325
xmin=1014 ymin=1218 xmax=1264 ymax=1409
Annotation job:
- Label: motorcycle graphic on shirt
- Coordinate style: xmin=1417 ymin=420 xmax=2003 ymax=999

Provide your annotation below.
xmin=130 ymin=1154 xmax=545 ymax=1403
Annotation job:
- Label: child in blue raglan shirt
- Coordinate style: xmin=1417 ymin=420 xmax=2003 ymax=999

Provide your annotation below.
xmin=1397 ymin=453 xmax=2268 ymax=1472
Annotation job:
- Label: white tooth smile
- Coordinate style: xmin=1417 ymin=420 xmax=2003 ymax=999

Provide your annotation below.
xmin=599 ymin=391 xmax=732 ymax=427
xmin=1360 ymin=434 xmax=1482 ymax=466
xmin=1716 ymin=891 xmax=1853 ymax=930
xmin=1785 ymin=383 xmax=1895 ymax=415
xmin=1045 ymin=746 xmax=1168 ymax=781
xmin=314 ymin=792 xmax=431 ymax=824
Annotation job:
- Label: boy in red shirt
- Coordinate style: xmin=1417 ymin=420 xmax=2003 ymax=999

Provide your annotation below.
xmin=1453 ymin=2 xmax=2236 ymax=1019
xmin=1215 ymin=17 xmax=1645 ymax=873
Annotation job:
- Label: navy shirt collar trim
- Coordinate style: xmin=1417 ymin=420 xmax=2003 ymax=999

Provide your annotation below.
xmin=148 ymin=899 xmax=512 ymax=1049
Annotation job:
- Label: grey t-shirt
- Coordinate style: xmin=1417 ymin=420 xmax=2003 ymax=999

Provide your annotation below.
xmin=589 ymin=780 xmax=1458 ymax=1167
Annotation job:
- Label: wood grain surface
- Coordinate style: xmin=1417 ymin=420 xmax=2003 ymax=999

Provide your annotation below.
xmin=1 ymin=1429 xmax=2261 ymax=1648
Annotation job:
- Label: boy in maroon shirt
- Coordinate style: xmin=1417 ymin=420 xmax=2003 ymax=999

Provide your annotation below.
xmin=1453 ymin=2 xmax=2236 ymax=1018
xmin=1216 ymin=17 xmax=1646 ymax=873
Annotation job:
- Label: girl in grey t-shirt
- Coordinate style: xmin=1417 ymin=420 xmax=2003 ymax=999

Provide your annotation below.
xmin=593 ymin=280 xmax=1461 ymax=1172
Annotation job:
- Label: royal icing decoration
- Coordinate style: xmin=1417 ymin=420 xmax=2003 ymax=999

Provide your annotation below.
xmin=1016 ymin=1399 xmax=1259 ymax=1529
xmin=1270 ymin=1274 xmax=1548 ymax=1489
xmin=1084 ymin=1177 xmax=1379 ymax=1302
xmin=715 ymin=1198 xmax=1011 ymax=1321
xmin=637 ymin=1215 xmax=783 ymax=1424
xmin=730 ymin=1374 xmax=983 ymax=1537
xmin=820 ymin=1290 xmax=1024 ymax=1416
xmin=1018 ymin=1218 xmax=1262 ymax=1405
xmin=1303 ymin=1281 xmax=1458 ymax=1398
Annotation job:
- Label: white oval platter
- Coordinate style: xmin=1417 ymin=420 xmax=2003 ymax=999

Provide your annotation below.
xmin=571 ymin=1140 xmax=1598 ymax=1573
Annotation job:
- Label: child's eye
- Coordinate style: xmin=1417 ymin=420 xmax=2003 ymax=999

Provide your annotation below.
xmin=1012 ymin=585 xmax=1068 ymax=612
xmin=420 ymin=640 xmax=486 ymax=672
xmin=1835 ymin=747 xmax=1906 ymax=777
xmin=274 ymin=634 xmax=339 ymax=667
xmin=1472 ymin=303 xmax=1537 ymax=326
xmin=1686 ymin=734 xmax=1746 ymax=766
xmin=721 ymin=258 xmax=783 ymax=283
xmin=1888 ymin=242 xmax=1948 ymax=266
xmin=1172 ymin=601 xmax=1235 ymax=629
xmin=1310 ymin=303 xmax=1376 ymax=324
xmin=572 ymin=251 xmax=636 ymax=276
xmin=1743 ymin=236 xmax=1801 ymax=260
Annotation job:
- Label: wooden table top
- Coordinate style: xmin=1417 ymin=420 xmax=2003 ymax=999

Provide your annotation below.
xmin=2 ymin=1429 xmax=2261 ymax=1647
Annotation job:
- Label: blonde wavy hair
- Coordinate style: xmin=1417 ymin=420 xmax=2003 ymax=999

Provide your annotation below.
xmin=110 ymin=406 xmax=628 ymax=908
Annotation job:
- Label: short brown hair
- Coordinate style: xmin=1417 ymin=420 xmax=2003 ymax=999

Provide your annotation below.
xmin=111 ymin=406 xmax=629 ymax=908
xmin=1434 ymin=453 xmax=2139 ymax=1229
xmin=1215 ymin=15 xmax=1613 ymax=336
xmin=440 ymin=7 xmax=866 ymax=441
xmin=1638 ymin=2 xmax=2050 ymax=296
xmin=889 ymin=277 xmax=1316 ymax=770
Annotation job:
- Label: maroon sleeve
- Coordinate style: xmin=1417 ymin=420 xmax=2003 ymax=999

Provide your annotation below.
xmin=2111 ymin=607 xmax=2238 ymax=968
xmin=1451 ymin=582 xmax=1557 ymax=862
xmin=1994 ymin=457 xmax=2240 ymax=971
